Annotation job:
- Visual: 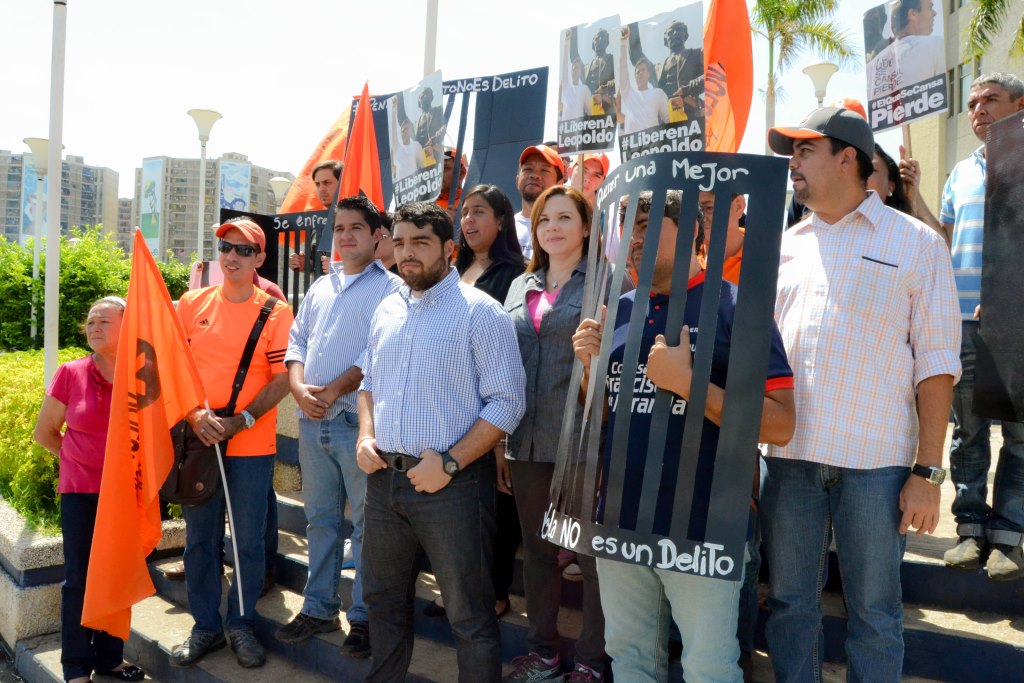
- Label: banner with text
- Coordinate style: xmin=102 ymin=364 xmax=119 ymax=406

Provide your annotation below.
xmin=618 ymin=3 xmax=706 ymax=160
xmin=545 ymin=151 xmax=788 ymax=580
xmin=386 ymin=71 xmax=446 ymax=205
xmin=863 ymin=0 xmax=948 ymax=132
xmin=558 ymin=14 xmax=620 ymax=154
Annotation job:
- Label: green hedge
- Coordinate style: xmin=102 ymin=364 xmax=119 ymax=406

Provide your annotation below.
xmin=0 ymin=226 xmax=191 ymax=351
xmin=0 ymin=348 xmax=88 ymax=530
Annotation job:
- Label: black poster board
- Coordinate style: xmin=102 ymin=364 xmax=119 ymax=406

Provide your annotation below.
xmin=544 ymin=151 xmax=788 ymax=581
xmin=976 ymin=111 xmax=1024 ymax=421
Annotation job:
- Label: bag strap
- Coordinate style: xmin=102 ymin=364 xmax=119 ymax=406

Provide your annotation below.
xmin=224 ymin=296 xmax=279 ymax=415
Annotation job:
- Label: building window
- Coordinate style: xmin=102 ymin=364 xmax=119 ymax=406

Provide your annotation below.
xmin=959 ymin=63 xmax=972 ymax=113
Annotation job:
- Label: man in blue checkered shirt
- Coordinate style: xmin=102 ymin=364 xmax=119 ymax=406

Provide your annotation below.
xmin=356 ymin=201 xmax=526 ymax=682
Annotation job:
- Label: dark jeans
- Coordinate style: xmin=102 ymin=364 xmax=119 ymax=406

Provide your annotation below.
xmin=509 ymin=460 xmax=605 ymax=671
xmin=492 ymin=490 xmax=521 ymax=603
xmin=61 ymin=494 xmax=124 ymax=681
xmin=951 ymin=320 xmax=1024 ymax=544
xmin=363 ymin=455 xmax=500 ymax=683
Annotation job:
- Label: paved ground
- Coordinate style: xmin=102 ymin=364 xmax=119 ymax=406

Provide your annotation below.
xmin=0 ymin=644 xmax=24 ymax=683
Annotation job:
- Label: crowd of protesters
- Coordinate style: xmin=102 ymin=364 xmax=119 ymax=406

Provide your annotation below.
xmin=35 ymin=71 xmax=1024 ymax=683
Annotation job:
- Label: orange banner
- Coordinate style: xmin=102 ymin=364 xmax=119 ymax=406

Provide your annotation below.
xmin=338 ymin=83 xmax=385 ymax=211
xmin=82 ymin=230 xmax=207 ymax=640
xmin=278 ymin=106 xmax=353 ymax=213
xmin=704 ymin=0 xmax=753 ymax=153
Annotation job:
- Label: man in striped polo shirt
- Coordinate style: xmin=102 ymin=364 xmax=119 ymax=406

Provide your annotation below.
xmin=940 ymin=72 xmax=1024 ymax=580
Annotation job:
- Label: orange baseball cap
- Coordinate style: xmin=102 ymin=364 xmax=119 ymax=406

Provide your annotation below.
xmin=576 ymin=153 xmax=610 ymax=176
xmin=215 ymin=218 xmax=266 ymax=251
xmin=519 ymin=144 xmax=565 ymax=179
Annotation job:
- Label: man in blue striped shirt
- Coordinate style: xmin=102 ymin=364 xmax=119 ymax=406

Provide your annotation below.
xmin=940 ymin=72 xmax=1024 ymax=580
xmin=278 ymin=196 xmax=402 ymax=653
xmin=357 ymin=202 xmax=525 ymax=682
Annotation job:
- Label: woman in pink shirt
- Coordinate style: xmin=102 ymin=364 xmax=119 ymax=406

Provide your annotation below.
xmin=34 ymin=296 xmax=145 ymax=683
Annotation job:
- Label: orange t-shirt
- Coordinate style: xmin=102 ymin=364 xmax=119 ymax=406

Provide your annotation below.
xmin=722 ymin=245 xmax=743 ymax=285
xmin=176 ymin=285 xmax=293 ymax=456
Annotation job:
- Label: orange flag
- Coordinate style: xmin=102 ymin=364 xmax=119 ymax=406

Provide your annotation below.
xmin=704 ymin=0 xmax=753 ymax=153
xmin=82 ymin=230 xmax=207 ymax=640
xmin=338 ymin=82 xmax=384 ymax=210
xmin=278 ymin=105 xmax=352 ymax=212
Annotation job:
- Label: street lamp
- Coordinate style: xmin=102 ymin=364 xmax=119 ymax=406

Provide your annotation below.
xmin=187 ymin=108 xmax=222 ymax=261
xmin=269 ymin=176 xmax=292 ymax=211
xmin=802 ymin=61 xmax=840 ymax=107
xmin=23 ymin=137 xmax=61 ymax=340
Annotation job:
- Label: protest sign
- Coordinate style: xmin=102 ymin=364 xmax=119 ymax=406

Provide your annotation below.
xmin=863 ymin=0 xmax=948 ymax=132
xmin=975 ymin=111 xmax=1024 ymax=421
xmin=545 ymin=151 xmax=788 ymax=580
xmin=618 ymin=3 xmax=706 ymax=161
xmin=558 ymin=14 xmax=620 ymax=155
xmin=218 ymin=159 xmax=251 ymax=211
xmin=386 ymin=72 xmax=446 ymax=205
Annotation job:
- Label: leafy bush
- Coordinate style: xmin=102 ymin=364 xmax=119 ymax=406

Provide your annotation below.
xmin=0 ymin=239 xmax=34 ymax=350
xmin=157 ymin=251 xmax=192 ymax=300
xmin=0 ymin=347 xmax=87 ymax=530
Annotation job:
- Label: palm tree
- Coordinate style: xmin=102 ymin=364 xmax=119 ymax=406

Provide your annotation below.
xmin=752 ymin=0 xmax=858 ymax=154
xmin=965 ymin=0 xmax=1024 ymax=59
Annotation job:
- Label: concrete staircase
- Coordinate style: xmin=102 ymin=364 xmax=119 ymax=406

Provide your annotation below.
xmin=13 ymin=430 xmax=1024 ymax=682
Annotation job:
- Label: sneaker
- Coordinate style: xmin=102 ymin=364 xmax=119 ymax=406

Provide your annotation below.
xmin=505 ymin=652 xmax=562 ymax=682
xmin=169 ymin=630 xmax=226 ymax=667
xmin=227 ymin=629 xmax=265 ymax=668
xmin=275 ymin=612 xmax=341 ymax=643
xmin=162 ymin=559 xmax=185 ymax=581
xmin=561 ymin=562 xmax=583 ymax=582
xmin=341 ymin=538 xmax=355 ymax=570
xmin=565 ymin=662 xmax=602 ymax=682
xmin=341 ymin=621 xmax=371 ymax=658
xmin=985 ymin=544 xmax=1024 ymax=581
xmin=944 ymin=535 xmax=986 ymax=570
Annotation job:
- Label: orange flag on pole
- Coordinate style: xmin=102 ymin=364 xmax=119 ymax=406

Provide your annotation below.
xmin=338 ymin=83 xmax=384 ymax=211
xmin=278 ymin=105 xmax=352 ymax=213
xmin=704 ymin=0 xmax=753 ymax=153
xmin=82 ymin=229 xmax=207 ymax=640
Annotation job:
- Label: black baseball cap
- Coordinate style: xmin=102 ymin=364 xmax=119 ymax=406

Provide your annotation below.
xmin=768 ymin=107 xmax=874 ymax=159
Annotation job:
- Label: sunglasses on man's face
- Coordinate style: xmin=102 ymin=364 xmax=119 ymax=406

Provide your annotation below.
xmin=218 ymin=240 xmax=260 ymax=257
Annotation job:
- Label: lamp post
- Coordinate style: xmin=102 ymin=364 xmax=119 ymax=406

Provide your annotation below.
xmin=23 ymin=137 xmax=52 ymax=340
xmin=802 ymin=61 xmax=840 ymax=107
xmin=269 ymin=176 xmax=292 ymax=211
xmin=187 ymin=109 xmax=222 ymax=261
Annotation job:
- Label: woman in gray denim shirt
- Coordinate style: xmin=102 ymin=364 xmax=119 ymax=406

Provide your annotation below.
xmin=503 ymin=186 xmax=606 ymax=682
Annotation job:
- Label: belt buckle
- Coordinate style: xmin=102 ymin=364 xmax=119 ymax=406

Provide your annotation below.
xmin=389 ymin=454 xmax=409 ymax=473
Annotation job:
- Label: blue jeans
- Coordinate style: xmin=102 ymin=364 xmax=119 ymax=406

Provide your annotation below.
xmin=298 ymin=411 xmax=366 ymax=622
xmin=598 ymin=557 xmax=743 ymax=683
xmin=950 ymin=320 xmax=1024 ymax=544
xmin=362 ymin=455 xmax=499 ymax=683
xmin=61 ymin=494 xmax=124 ymax=680
xmin=183 ymin=454 xmax=275 ymax=634
xmin=761 ymin=458 xmax=907 ymax=683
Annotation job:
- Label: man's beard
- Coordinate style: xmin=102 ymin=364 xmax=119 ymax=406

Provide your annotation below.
xmin=401 ymin=255 xmax=449 ymax=292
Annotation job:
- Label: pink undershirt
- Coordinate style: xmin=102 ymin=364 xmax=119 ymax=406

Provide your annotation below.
xmin=46 ymin=355 xmax=112 ymax=494
xmin=526 ymin=288 xmax=561 ymax=333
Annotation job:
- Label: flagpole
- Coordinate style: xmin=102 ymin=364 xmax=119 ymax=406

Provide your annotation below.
xmin=424 ymin=0 xmax=438 ymax=76
xmin=43 ymin=0 xmax=68 ymax=385
xmin=208 ymin=399 xmax=245 ymax=614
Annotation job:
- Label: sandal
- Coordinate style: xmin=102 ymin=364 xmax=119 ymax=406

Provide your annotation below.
xmin=96 ymin=664 xmax=145 ymax=682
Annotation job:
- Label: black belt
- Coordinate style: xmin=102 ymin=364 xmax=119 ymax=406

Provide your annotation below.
xmin=380 ymin=452 xmax=420 ymax=472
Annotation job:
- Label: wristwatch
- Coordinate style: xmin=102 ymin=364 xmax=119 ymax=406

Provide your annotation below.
xmin=240 ymin=410 xmax=256 ymax=430
xmin=911 ymin=464 xmax=946 ymax=486
xmin=440 ymin=450 xmax=460 ymax=477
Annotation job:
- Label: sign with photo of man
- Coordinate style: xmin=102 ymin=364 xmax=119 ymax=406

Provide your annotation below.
xmin=618 ymin=2 xmax=706 ymax=160
xmin=863 ymin=0 xmax=948 ymax=132
xmin=558 ymin=14 xmax=620 ymax=155
xmin=387 ymin=71 xmax=446 ymax=205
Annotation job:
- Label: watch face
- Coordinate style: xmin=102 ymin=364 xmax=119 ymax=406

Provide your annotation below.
xmin=444 ymin=460 xmax=459 ymax=475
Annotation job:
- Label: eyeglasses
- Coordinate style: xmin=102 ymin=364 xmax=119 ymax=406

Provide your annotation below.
xmin=218 ymin=240 xmax=260 ymax=257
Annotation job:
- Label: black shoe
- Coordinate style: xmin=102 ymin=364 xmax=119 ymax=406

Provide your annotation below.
xmin=227 ymin=629 xmax=266 ymax=668
xmin=95 ymin=664 xmax=145 ymax=682
xmin=170 ymin=630 xmax=226 ymax=667
xmin=275 ymin=612 xmax=341 ymax=643
xmin=341 ymin=621 xmax=371 ymax=659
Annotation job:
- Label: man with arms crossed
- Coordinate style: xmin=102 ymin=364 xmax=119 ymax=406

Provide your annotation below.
xmin=764 ymin=107 xmax=960 ymax=682
xmin=357 ymin=202 xmax=525 ymax=682
xmin=277 ymin=196 xmax=401 ymax=654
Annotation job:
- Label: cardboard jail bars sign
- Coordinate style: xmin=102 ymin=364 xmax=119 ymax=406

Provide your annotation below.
xmin=544 ymin=151 xmax=788 ymax=580
xmin=975 ymin=111 xmax=1024 ymax=422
